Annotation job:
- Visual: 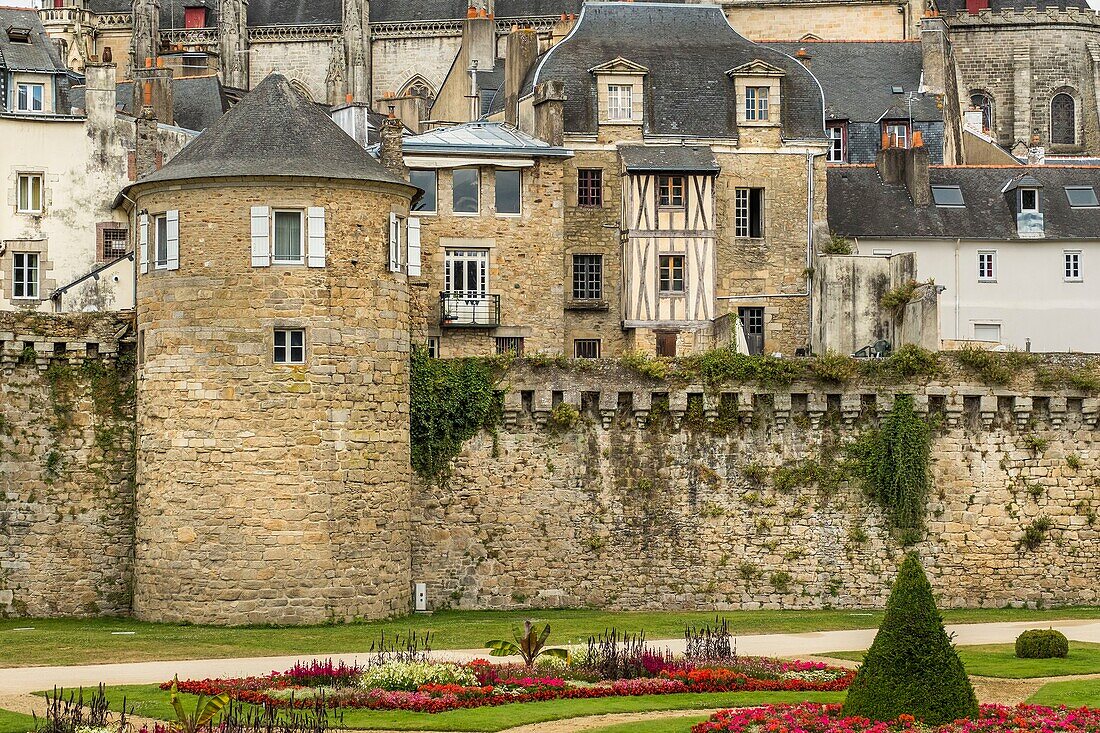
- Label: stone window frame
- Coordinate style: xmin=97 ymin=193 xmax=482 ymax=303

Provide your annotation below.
xmin=590 ymin=57 xmax=648 ymax=127
xmin=493 ymin=168 xmax=522 ymax=218
xmin=97 ymin=222 xmax=129 ymax=262
xmin=727 ymin=60 xmax=785 ymax=130
xmin=2 ymin=238 xmax=54 ymax=307
xmin=451 ymin=168 xmax=481 ymax=217
xmin=410 ymin=169 xmax=438 ymax=215
xmin=577 ymin=168 xmax=604 ymax=208
xmin=1050 ymin=89 xmax=1078 ymax=148
xmin=16 ymin=171 xmax=44 ymax=215
xmin=573 ymin=338 xmax=601 ymax=359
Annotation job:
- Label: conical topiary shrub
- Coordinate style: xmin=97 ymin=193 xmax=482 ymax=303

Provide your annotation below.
xmin=842 ymin=554 xmax=979 ymax=724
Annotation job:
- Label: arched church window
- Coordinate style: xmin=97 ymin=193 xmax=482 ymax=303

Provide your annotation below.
xmin=401 ymin=76 xmax=436 ymax=102
xmin=969 ymin=92 xmax=993 ymax=132
xmin=1051 ymin=93 xmax=1076 ymax=145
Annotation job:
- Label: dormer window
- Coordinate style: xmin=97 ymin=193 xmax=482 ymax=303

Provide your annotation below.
xmin=590 ymin=57 xmax=647 ymax=126
xmin=1019 ymin=188 xmax=1039 ymax=213
xmin=6 ymin=25 xmax=31 ymax=43
xmin=16 ymin=83 xmax=44 ymax=113
xmin=727 ymin=59 xmax=785 ymax=129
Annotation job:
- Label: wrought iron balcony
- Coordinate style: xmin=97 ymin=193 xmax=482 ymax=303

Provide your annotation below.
xmin=440 ymin=292 xmax=501 ymax=328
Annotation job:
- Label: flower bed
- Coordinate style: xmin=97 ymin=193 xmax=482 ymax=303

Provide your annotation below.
xmin=165 ymin=658 xmax=853 ymax=715
xmin=692 ymin=703 xmax=1100 ymax=733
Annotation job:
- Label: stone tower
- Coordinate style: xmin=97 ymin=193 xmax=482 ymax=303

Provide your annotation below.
xmin=120 ymin=74 xmax=419 ymax=625
xmin=130 ymin=0 xmax=159 ymax=73
xmin=218 ymin=0 xmax=249 ymax=90
xmin=343 ymin=0 xmax=371 ymax=102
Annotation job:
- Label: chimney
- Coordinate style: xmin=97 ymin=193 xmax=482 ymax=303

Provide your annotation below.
xmin=919 ymin=15 xmax=949 ymax=96
xmin=875 ymin=141 xmax=907 ymax=185
xmin=463 ymin=9 xmax=495 ymax=76
xmin=533 ymin=80 xmax=566 ymax=147
xmin=379 ymin=116 xmax=408 ymax=179
xmin=1027 ymin=134 xmax=1045 ymax=165
xmin=131 ymin=59 xmax=174 ymax=126
xmin=83 ymin=61 xmax=117 ymax=129
xmin=904 ymin=135 xmax=932 ymax=207
xmin=135 ymin=106 xmax=161 ymax=179
xmin=504 ymin=27 xmax=539 ymax=126
xmin=794 ymin=47 xmax=811 ymax=69
xmin=552 ymin=13 xmax=576 ymax=43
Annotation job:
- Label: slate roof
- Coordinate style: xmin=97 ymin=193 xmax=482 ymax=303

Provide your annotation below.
xmin=0 ymin=8 xmax=66 ymax=73
xmin=828 ymin=165 xmax=1100 ymax=240
xmin=933 ymin=0 xmax=1093 ymax=14
xmin=620 ymin=145 xmax=720 ymax=173
xmin=525 ymin=2 xmax=825 ymax=140
xmin=68 ymin=75 xmax=230 ymax=131
xmin=767 ymin=41 xmax=941 ymax=124
xmin=476 ymin=67 xmax=506 ymax=118
xmin=132 ymin=74 xmax=413 ymax=189
xmin=371 ymin=0 xmax=680 ymax=23
xmin=402 ymin=121 xmax=572 ymax=157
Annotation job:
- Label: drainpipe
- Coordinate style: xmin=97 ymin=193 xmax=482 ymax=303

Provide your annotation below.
xmin=806 ymin=151 xmax=814 ymax=351
xmin=954 ymin=237 xmax=961 ymax=340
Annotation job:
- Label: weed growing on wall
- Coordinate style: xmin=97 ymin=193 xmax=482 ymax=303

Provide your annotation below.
xmin=847 ymin=395 xmax=932 ymax=540
xmin=1017 ymin=516 xmax=1054 ymax=551
xmin=952 ymin=347 xmax=1036 ymax=386
xmin=410 ymin=348 xmax=501 ymax=485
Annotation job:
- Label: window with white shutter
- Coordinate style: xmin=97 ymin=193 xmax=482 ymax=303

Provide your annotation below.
xmin=139 ymin=213 xmax=149 ymax=274
xmin=166 ymin=210 xmax=180 ymax=271
xmin=307 ymin=207 xmax=326 ymax=268
xmin=251 ymin=206 xmax=271 ymax=267
xmin=407 ymin=217 xmax=422 ymax=277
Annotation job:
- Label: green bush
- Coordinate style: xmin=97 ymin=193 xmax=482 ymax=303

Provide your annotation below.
xmin=842 ymin=554 xmax=978 ymax=724
xmin=1015 ymin=629 xmax=1069 ymax=659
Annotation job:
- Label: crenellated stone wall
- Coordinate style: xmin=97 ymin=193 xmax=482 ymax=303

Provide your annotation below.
xmin=411 ymin=360 xmax=1100 ymax=612
xmin=0 ymin=312 xmax=136 ymax=617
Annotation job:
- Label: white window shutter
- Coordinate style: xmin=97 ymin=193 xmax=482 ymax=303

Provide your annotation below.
xmin=307 ymin=207 xmax=326 ymax=268
xmin=166 ymin=210 xmax=180 ymax=271
xmin=407 ymin=217 xmax=422 ymax=277
xmin=388 ymin=212 xmax=400 ymax=273
xmin=251 ymin=206 xmax=270 ymax=267
xmin=139 ymin=214 xmax=149 ymax=274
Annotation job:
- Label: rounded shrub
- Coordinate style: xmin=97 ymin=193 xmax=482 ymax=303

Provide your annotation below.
xmin=841 ymin=554 xmax=978 ymax=724
xmin=1015 ymin=629 xmax=1069 ymax=659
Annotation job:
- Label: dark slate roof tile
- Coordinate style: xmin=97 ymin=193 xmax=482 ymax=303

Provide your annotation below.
xmin=620 ymin=145 xmax=720 ymax=172
xmin=768 ymin=41 xmax=941 ymax=124
xmin=529 ymin=2 xmax=824 ymax=140
xmin=135 ymin=73 xmax=412 ymax=188
xmin=68 ymin=75 xmax=230 ymax=131
xmin=0 ymin=8 xmax=66 ymax=73
xmin=828 ymin=165 xmax=1100 ymax=239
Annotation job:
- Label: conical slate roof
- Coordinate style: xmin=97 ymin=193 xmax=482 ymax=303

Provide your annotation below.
xmin=137 ymin=74 xmax=411 ymax=189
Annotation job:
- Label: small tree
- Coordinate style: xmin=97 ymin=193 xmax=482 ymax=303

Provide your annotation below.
xmin=842 ymin=554 xmax=978 ymax=724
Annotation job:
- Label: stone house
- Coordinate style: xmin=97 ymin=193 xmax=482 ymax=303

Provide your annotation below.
xmin=421 ymin=2 xmax=830 ymax=358
xmin=829 ymin=147 xmax=1100 ymax=352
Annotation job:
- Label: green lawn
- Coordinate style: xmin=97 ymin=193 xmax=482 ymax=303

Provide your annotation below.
xmin=84 ymin=684 xmax=842 ymax=732
xmin=1027 ymin=679 xmax=1100 ymax=708
xmin=0 ymin=709 xmax=35 ymax=733
xmin=825 ymin=642 xmax=1100 ymax=679
xmin=585 ymin=715 xmax=710 ymax=733
xmin=5 ymin=607 xmax=1100 ymax=668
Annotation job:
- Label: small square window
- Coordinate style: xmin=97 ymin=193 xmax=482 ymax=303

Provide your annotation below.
xmin=1065 ymin=186 xmax=1098 ymax=208
xmin=12 ymin=252 xmax=40 ymax=300
xmin=931 ymin=185 xmax=966 ymax=207
xmin=102 ymin=227 xmax=128 ymax=260
xmin=273 ymin=210 xmax=304 ymax=263
xmin=495 ymin=337 xmax=524 ymax=356
xmin=274 ymin=328 xmax=306 ymax=364
xmin=659 ymin=254 xmax=685 ymax=294
xmin=572 ymin=254 xmax=603 ymax=301
xmin=574 ymin=338 xmax=601 ymax=359
xmin=495 ymin=169 xmax=521 ymax=215
xmin=17 ymin=173 xmax=42 ymax=214
xmin=578 ymin=169 xmax=603 ymax=207
xmin=607 ymin=84 xmax=633 ymax=122
xmin=658 ymin=176 xmax=685 ymax=208
xmin=978 ymin=251 xmax=997 ymax=282
xmin=745 ymin=86 xmax=770 ymax=121
xmin=1064 ymin=250 xmax=1082 ymax=282
xmin=411 ymin=170 xmax=438 ymax=213
xmin=453 ymin=168 xmax=480 ymax=214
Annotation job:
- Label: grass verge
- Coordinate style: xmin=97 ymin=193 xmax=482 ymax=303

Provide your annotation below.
xmin=824 ymin=642 xmax=1100 ymax=679
xmin=1027 ymin=679 xmax=1100 ymax=708
xmin=584 ymin=715 xmax=710 ymax=733
xmin=5 ymin=608 xmax=1100 ymax=668
xmin=0 ymin=709 xmax=35 ymax=733
xmin=79 ymin=684 xmax=842 ymax=732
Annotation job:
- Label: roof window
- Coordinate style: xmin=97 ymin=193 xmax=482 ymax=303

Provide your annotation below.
xmin=931 ymin=185 xmax=965 ymax=207
xmin=1065 ymin=186 xmax=1099 ymax=208
xmin=6 ymin=25 xmax=32 ymax=42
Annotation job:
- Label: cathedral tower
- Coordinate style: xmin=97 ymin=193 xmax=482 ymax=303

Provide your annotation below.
xmin=130 ymin=0 xmax=159 ymax=73
xmin=343 ymin=0 xmax=371 ymax=102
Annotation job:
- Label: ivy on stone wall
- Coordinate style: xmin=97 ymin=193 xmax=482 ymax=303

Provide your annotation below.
xmin=410 ymin=348 xmax=501 ymax=485
xmin=847 ymin=395 xmax=932 ymax=544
